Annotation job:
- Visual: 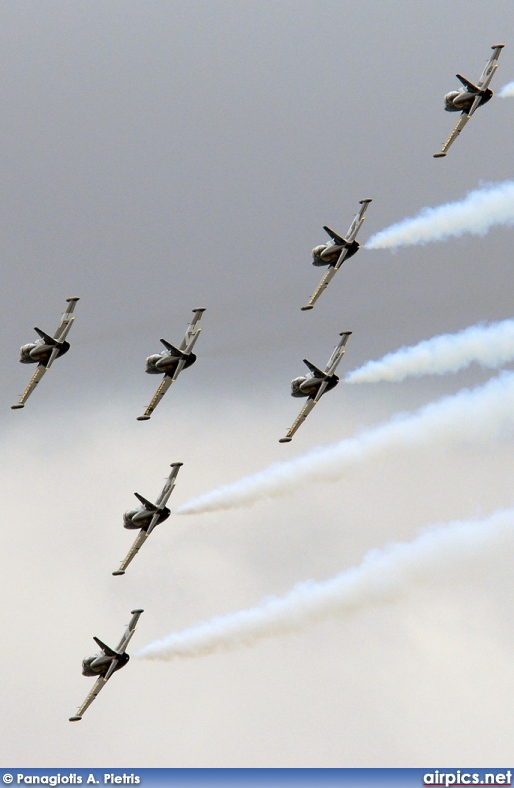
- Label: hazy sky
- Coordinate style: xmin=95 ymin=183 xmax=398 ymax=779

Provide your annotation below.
xmin=1 ymin=0 xmax=514 ymax=767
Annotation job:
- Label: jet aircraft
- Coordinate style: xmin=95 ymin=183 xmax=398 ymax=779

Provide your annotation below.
xmin=279 ymin=331 xmax=352 ymax=443
xmin=301 ymin=200 xmax=371 ymax=311
xmin=113 ymin=463 xmax=183 ymax=576
xmin=69 ymin=609 xmax=144 ymax=721
xmin=11 ymin=297 xmax=79 ymax=410
xmin=137 ymin=308 xmax=205 ymax=421
xmin=434 ymin=44 xmax=504 ymax=158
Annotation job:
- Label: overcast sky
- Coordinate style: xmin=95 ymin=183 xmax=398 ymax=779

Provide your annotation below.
xmin=1 ymin=0 xmax=514 ymax=768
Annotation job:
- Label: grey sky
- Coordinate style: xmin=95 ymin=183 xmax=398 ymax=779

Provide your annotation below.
xmin=1 ymin=0 xmax=514 ymax=767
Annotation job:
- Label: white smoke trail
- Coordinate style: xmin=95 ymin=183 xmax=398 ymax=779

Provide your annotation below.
xmin=498 ymin=81 xmax=514 ymax=98
xmin=176 ymin=371 xmax=514 ymax=514
xmin=137 ymin=506 xmax=514 ymax=660
xmin=365 ymin=180 xmax=514 ymax=250
xmin=346 ymin=318 xmax=514 ymax=384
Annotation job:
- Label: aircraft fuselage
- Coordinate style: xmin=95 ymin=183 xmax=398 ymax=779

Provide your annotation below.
xmin=291 ymin=373 xmax=339 ymax=398
xmin=311 ymin=240 xmax=359 ymax=267
xmin=123 ymin=506 xmax=171 ymax=530
xmin=19 ymin=339 xmax=70 ymax=365
xmin=444 ymin=87 xmax=493 ymax=112
xmin=81 ymin=652 xmax=129 ymax=677
xmin=145 ymin=351 xmax=197 ymax=375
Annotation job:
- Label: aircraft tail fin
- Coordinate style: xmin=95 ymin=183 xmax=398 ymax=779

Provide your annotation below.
xmin=160 ymin=339 xmax=190 ymax=357
xmin=134 ymin=492 xmax=158 ymax=512
xmin=303 ymin=359 xmax=328 ymax=379
xmin=34 ymin=327 xmax=62 ymax=347
xmin=93 ymin=637 xmax=123 ymax=658
xmin=456 ymin=74 xmax=480 ymax=93
xmin=323 ymin=226 xmax=346 ymax=246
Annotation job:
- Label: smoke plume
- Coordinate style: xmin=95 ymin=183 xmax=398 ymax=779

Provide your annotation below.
xmin=176 ymin=371 xmax=514 ymax=514
xmin=365 ymin=180 xmax=514 ymax=250
xmin=346 ymin=318 xmax=514 ymax=384
xmin=498 ymin=81 xmax=514 ymax=98
xmin=136 ymin=506 xmax=514 ymax=660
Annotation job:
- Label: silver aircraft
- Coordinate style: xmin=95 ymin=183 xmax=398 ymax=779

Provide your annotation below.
xmin=113 ymin=463 xmax=183 ymax=576
xmin=137 ymin=308 xmax=205 ymax=421
xmin=69 ymin=609 xmax=144 ymax=721
xmin=11 ymin=297 xmax=79 ymax=409
xmin=434 ymin=44 xmax=504 ymax=158
xmin=279 ymin=331 xmax=352 ymax=443
xmin=301 ymin=200 xmax=371 ymax=311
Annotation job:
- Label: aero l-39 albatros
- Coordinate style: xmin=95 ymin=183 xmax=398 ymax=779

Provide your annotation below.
xmin=279 ymin=331 xmax=352 ymax=443
xmin=11 ymin=297 xmax=79 ymax=409
xmin=113 ymin=463 xmax=183 ymax=576
xmin=301 ymin=200 xmax=371 ymax=311
xmin=137 ymin=308 xmax=205 ymax=421
xmin=69 ymin=609 xmax=143 ymax=721
xmin=434 ymin=44 xmax=504 ymax=158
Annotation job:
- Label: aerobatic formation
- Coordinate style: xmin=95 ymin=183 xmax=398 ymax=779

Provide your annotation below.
xmin=8 ymin=41 xmax=510 ymax=722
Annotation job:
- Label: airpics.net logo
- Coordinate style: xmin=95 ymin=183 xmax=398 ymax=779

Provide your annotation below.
xmin=423 ymin=771 xmax=512 ymax=787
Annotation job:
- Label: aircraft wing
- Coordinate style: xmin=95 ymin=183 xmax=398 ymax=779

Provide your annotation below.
xmin=344 ymin=199 xmax=372 ymax=245
xmin=137 ymin=374 xmax=174 ymax=421
xmin=54 ymin=297 xmax=80 ymax=341
xmin=11 ymin=364 xmax=47 ymax=410
xmin=112 ymin=530 xmax=150 ymax=575
xmin=301 ymin=265 xmax=339 ymax=311
xmin=153 ymin=462 xmax=183 ymax=514
xmin=115 ymin=609 xmax=144 ymax=653
xmin=279 ymin=397 xmax=318 ymax=443
xmin=433 ymin=112 xmax=470 ymax=158
xmin=279 ymin=375 xmax=332 ymax=442
xmin=69 ymin=675 xmax=108 ymax=721
xmin=324 ymin=331 xmax=352 ymax=376
xmin=179 ymin=308 xmax=206 ymax=354
xmin=45 ymin=297 xmax=80 ymax=369
xmin=477 ymin=44 xmax=504 ymax=91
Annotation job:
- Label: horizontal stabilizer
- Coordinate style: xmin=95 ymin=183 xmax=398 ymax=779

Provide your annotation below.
xmin=93 ymin=637 xmax=122 ymax=658
xmin=160 ymin=339 xmax=189 ymax=357
xmin=303 ymin=359 xmax=327 ymax=379
xmin=69 ymin=716 xmax=82 ymax=722
xmin=34 ymin=327 xmax=61 ymax=347
xmin=456 ymin=74 xmax=480 ymax=93
xmin=134 ymin=492 xmax=158 ymax=512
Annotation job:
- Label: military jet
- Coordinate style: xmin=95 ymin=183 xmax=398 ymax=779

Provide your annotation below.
xmin=69 ymin=609 xmax=144 ymax=721
xmin=434 ymin=44 xmax=504 ymax=158
xmin=279 ymin=331 xmax=352 ymax=443
xmin=11 ymin=297 xmax=79 ymax=410
xmin=301 ymin=200 xmax=371 ymax=311
xmin=137 ymin=308 xmax=205 ymax=421
xmin=113 ymin=463 xmax=183 ymax=576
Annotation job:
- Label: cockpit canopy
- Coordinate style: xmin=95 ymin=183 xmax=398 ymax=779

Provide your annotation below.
xmin=444 ymin=90 xmax=461 ymax=106
xmin=312 ymin=244 xmax=327 ymax=257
